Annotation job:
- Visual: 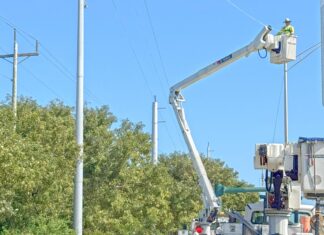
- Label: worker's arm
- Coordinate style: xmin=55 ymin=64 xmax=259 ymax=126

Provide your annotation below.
xmin=277 ymin=27 xmax=284 ymax=35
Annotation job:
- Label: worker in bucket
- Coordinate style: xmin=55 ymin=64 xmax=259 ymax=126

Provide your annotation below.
xmin=272 ymin=18 xmax=295 ymax=54
xmin=277 ymin=18 xmax=295 ymax=36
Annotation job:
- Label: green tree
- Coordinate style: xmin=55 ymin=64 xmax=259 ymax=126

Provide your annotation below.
xmin=159 ymin=153 xmax=202 ymax=231
xmin=83 ymin=115 xmax=174 ymax=234
xmin=0 ymin=98 xmax=258 ymax=234
xmin=160 ymin=152 xmax=259 ymax=230
xmin=0 ymin=99 xmax=77 ymax=233
xmin=203 ymin=157 xmax=259 ymax=211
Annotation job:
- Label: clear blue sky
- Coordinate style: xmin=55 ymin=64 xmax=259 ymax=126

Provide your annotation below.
xmin=0 ymin=1 xmax=323 ymax=187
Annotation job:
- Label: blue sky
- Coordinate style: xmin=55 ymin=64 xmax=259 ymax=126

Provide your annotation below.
xmin=0 ymin=1 xmax=323 ymax=187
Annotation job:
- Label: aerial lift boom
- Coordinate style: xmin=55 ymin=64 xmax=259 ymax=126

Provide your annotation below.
xmin=169 ymin=25 xmax=293 ymax=233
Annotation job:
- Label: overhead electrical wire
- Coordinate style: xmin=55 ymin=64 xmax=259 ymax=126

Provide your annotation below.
xmin=143 ymin=0 xmax=170 ymax=88
xmin=148 ymin=52 xmax=169 ymax=98
xmin=225 ymin=0 xmax=266 ymax=28
xmin=0 ymin=46 xmax=12 ymax=63
xmin=159 ymin=112 xmax=177 ymax=150
xmin=0 ymin=15 xmax=102 ymax=105
xmin=224 ymin=0 xmax=281 ymax=32
xmin=20 ymin=63 xmax=65 ymax=100
xmin=0 ymin=71 xmax=35 ymax=98
xmin=289 ymin=44 xmax=320 ymax=71
xmin=0 ymin=72 xmax=12 ymax=81
xmin=142 ymin=0 xmax=185 ymax=150
xmin=271 ymin=43 xmax=320 ymax=142
xmin=296 ymin=42 xmax=320 ymax=58
xmin=1 ymin=7 xmax=182 ymax=151
xmin=147 ymin=54 xmax=177 ymax=149
xmin=223 ymin=0 xmax=322 ymax=153
xmin=38 ymin=44 xmax=105 ymax=105
xmin=0 ymin=14 xmax=103 ymax=106
xmin=0 ymin=17 xmax=65 ymax=100
xmin=110 ymin=0 xmax=154 ymax=98
xmin=0 ymin=15 xmax=38 ymax=42
xmin=111 ymin=0 xmax=184 ymax=150
xmin=224 ymin=0 xmax=321 ymax=142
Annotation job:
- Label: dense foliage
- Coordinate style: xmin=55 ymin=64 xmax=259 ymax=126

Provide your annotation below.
xmin=0 ymin=99 xmax=258 ymax=234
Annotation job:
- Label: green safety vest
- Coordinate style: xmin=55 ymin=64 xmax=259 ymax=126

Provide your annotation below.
xmin=277 ymin=25 xmax=295 ymax=36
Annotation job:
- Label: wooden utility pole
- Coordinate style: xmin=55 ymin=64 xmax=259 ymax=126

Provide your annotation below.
xmin=0 ymin=28 xmax=39 ymax=120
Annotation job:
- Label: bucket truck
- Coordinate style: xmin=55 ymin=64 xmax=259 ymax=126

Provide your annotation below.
xmin=254 ymin=138 xmax=324 ymax=234
xmin=170 ymin=26 xmax=296 ymax=235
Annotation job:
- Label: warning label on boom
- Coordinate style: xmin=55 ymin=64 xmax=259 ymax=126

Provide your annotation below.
xmin=216 ymin=54 xmax=232 ymax=64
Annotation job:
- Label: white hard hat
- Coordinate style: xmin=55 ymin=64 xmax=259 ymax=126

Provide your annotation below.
xmin=284 ymin=18 xmax=291 ymax=23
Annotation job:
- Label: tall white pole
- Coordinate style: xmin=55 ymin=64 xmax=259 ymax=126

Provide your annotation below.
xmin=268 ymin=64 xmax=290 ymax=235
xmin=73 ymin=0 xmax=84 ymax=234
xmin=284 ymin=63 xmax=288 ymax=144
xmin=316 ymin=3 xmax=324 ymax=234
xmin=152 ymin=96 xmax=158 ymax=164
xmin=321 ymin=0 xmax=324 ymax=106
xmin=12 ymin=29 xmax=18 ymax=122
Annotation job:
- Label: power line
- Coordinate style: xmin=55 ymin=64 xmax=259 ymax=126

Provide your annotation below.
xmin=111 ymin=0 xmax=154 ymax=98
xmin=141 ymin=1 xmax=186 ymax=150
xmin=0 ymin=72 xmax=34 ymax=97
xmin=0 ymin=28 xmax=39 ymax=122
xmin=20 ymin=63 xmax=65 ymax=100
xmin=0 ymin=46 xmax=12 ymax=63
xmin=159 ymin=108 xmax=177 ymax=150
xmin=0 ymin=72 xmax=12 ymax=81
xmin=110 ymin=1 xmax=183 ymax=149
xmin=111 ymin=1 xmax=185 ymax=150
xmin=0 ymin=14 xmax=103 ymax=107
xmin=147 ymin=53 xmax=185 ymax=150
xmin=296 ymin=42 xmax=321 ymax=58
xmin=289 ymin=44 xmax=320 ymax=71
xmin=148 ymin=53 xmax=169 ymax=96
xmin=111 ymin=0 xmax=184 ymax=151
xmin=143 ymin=0 xmax=170 ymax=88
xmin=271 ymin=42 xmax=320 ymax=141
xmin=0 ymin=15 xmax=37 ymax=42
xmin=224 ymin=0 xmax=268 ymax=28
xmin=0 ymin=19 xmax=64 ymax=103
xmin=110 ymin=1 xmax=185 ymax=150
xmin=38 ymin=44 xmax=104 ymax=105
xmin=39 ymin=44 xmax=75 ymax=78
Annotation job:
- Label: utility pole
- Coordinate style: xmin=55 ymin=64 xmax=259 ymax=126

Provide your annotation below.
xmin=316 ymin=3 xmax=324 ymax=235
xmin=12 ymin=30 xmax=18 ymax=120
xmin=284 ymin=62 xmax=288 ymax=145
xmin=73 ymin=0 xmax=85 ymax=234
xmin=321 ymin=0 xmax=324 ymax=106
xmin=152 ymin=96 xmax=158 ymax=164
xmin=0 ymin=28 xmax=39 ymax=122
xmin=206 ymin=142 xmax=214 ymax=158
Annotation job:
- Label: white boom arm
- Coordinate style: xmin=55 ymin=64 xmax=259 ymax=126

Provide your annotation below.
xmin=169 ymin=26 xmax=273 ymax=221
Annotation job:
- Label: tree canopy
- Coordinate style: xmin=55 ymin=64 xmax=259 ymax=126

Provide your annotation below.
xmin=0 ymin=98 xmax=258 ymax=234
